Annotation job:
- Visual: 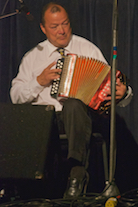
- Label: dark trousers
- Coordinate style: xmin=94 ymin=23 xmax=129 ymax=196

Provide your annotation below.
xmin=56 ymin=98 xmax=103 ymax=166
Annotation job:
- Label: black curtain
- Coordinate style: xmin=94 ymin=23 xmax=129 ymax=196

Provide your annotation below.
xmin=0 ymin=0 xmax=138 ymax=193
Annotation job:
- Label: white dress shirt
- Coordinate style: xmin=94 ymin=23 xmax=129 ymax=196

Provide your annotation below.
xmin=10 ymin=34 xmax=133 ymax=111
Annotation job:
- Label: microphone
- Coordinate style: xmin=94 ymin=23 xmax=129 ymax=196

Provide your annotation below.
xmin=18 ymin=0 xmax=34 ymax=21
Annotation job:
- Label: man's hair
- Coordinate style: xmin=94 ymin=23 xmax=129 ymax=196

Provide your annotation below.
xmin=41 ymin=2 xmax=69 ymax=27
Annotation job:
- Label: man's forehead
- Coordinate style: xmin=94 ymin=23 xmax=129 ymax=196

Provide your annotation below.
xmin=45 ymin=8 xmax=68 ymax=23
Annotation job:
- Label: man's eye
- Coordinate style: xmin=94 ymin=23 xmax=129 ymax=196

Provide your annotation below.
xmin=51 ymin=26 xmax=57 ymax=29
xmin=63 ymin=22 xmax=69 ymax=25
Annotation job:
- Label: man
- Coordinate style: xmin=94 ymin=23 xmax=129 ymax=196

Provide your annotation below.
xmin=10 ymin=2 xmax=133 ymax=198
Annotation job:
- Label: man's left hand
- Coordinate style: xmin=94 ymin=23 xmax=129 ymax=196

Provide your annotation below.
xmin=104 ymin=78 xmax=127 ymax=106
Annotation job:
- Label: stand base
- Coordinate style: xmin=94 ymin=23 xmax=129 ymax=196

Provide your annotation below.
xmin=87 ymin=181 xmax=120 ymax=206
xmin=102 ymin=180 xmax=120 ymax=198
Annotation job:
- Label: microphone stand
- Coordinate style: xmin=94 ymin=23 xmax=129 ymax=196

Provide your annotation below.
xmin=102 ymin=0 xmax=120 ymax=197
xmin=0 ymin=10 xmax=20 ymax=20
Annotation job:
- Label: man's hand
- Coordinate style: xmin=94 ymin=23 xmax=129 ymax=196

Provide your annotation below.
xmin=37 ymin=61 xmax=62 ymax=86
xmin=104 ymin=78 xmax=127 ymax=106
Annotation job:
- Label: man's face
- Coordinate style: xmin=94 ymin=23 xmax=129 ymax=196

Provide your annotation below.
xmin=40 ymin=6 xmax=72 ymax=48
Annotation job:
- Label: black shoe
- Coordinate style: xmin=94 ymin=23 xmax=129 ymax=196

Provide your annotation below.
xmin=63 ymin=166 xmax=89 ymax=199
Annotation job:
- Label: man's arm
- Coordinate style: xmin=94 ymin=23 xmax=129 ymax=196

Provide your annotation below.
xmin=10 ymin=56 xmax=61 ymax=104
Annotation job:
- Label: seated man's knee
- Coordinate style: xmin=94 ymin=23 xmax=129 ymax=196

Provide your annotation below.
xmin=63 ymin=98 xmax=86 ymax=112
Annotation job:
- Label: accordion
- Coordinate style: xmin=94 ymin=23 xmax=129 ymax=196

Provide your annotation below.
xmin=50 ymin=54 xmax=125 ymax=113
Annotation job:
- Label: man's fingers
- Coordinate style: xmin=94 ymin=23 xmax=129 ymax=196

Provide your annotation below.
xmin=50 ymin=68 xmax=62 ymax=74
xmin=105 ymin=101 xmax=111 ymax=106
xmin=47 ymin=61 xmax=56 ymax=69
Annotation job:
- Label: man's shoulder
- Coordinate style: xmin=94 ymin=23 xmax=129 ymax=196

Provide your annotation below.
xmin=71 ymin=34 xmax=100 ymax=51
xmin=72 ymin=34 xmax=93 ymax=45
xmin=24 ymin=39 xmax=48 ymax=58
xmin=70 ymin=34 xmax=105 ymax=61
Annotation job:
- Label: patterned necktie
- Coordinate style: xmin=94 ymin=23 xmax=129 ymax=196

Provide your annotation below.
xmin=57 ymin=48 xmax=65 ymax=57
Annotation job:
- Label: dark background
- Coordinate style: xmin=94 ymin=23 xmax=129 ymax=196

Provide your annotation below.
xmin=0 ymin=0 xmax=138 ymax=195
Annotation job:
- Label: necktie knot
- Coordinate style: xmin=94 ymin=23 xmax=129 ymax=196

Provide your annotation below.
xmin=57 ymin=48 xmax=65 ymax=57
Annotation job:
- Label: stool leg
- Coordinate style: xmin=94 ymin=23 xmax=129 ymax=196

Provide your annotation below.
xmin=102 ymin=140 xmax=109 ymax=182
xmin=92 ymin=133 xmax=109 ymax=184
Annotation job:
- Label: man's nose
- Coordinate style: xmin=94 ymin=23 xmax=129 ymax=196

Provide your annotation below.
xmin=58 ymin=25 xmax=65 ymax=34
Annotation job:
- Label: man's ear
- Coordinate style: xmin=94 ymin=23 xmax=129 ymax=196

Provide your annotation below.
xmin=40 ymin=23 xmax=46 ymax=35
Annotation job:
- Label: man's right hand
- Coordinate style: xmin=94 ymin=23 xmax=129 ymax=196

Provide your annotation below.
xmin=37 ymin=61 xmax=62 ymax=86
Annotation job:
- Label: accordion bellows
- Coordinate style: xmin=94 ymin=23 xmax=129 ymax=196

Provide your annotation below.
xmin=51 ymin=54 xmax=117 ymax=112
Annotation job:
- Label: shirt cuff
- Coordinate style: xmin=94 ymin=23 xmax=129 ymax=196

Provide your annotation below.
xmin=117 ymin=86 xmax=133 ymax=107
xmin=30 ymin=78 xmax=44 ymax=98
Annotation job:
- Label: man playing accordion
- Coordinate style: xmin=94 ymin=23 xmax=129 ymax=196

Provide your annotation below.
xmin=10 ymin=2 xmax=133 ymax=198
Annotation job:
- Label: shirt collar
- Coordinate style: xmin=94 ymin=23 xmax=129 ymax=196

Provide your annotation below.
xmin=64 ymin=34 xmax=73 ymax=54
xmin=46 ymin=34 xmax=73 ymax=57
xmin=46 ymin=39 xmax=57 ymax=57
